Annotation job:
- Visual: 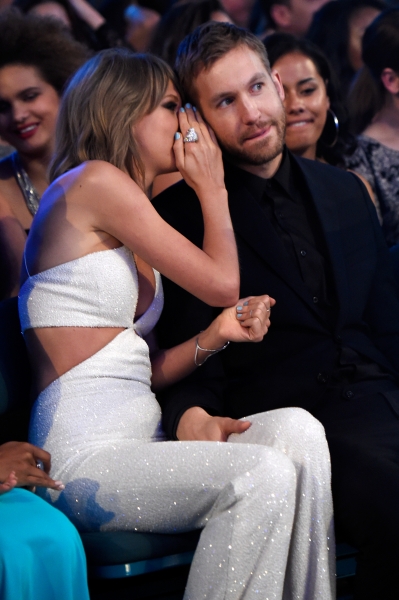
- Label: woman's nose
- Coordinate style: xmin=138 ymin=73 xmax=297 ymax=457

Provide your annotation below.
xmin=11 ymin=102 xmax=28 ymax=124
xmin=285 ymin=92 xmax=304 ymax=114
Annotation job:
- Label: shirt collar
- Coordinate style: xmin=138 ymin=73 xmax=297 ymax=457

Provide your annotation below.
xmin=224 ymin=146 xmax=293 ymax=203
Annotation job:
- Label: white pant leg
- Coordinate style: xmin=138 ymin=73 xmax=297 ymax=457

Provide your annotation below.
xmin=228 ymin=407 xmax=335 ymax=600
xmin=51 ymin=440 xmax=297 ymax=600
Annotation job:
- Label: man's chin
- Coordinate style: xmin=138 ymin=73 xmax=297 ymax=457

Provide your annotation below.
xmin=223 ymin=139 xmax=284 ymax=168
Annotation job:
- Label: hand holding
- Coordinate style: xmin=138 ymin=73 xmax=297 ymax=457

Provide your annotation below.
xmin=173 ymin=105 xmax=225 ymax=196
xmin=0 ymin=442 xmax=64 ymax=491
xmin=216 ymin=294 xmax=276 ymax=344
xmin=176 ymin=407 xmax=251 ymax=441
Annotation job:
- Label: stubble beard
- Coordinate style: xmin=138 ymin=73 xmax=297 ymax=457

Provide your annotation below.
xmin=218 ymin=116 xmax=286 ymax=167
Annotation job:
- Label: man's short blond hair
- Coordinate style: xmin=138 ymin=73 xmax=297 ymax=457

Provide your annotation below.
xmin=175 ymin=22 xmax=271 ymax=103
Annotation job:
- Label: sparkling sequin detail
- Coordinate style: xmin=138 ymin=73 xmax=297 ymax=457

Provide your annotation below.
xmin=22 ymin=248 xmax=335 ymax=599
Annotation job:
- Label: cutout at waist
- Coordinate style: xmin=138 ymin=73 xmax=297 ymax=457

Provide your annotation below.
xmin=25 ymin=326 xmax=127 ymax=396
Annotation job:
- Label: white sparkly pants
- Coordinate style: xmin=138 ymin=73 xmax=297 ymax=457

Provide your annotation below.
xmin=31 ymin=332 xmax=334 ymax=600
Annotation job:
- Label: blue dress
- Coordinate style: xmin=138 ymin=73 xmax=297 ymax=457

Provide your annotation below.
xmin=0 ymin=488 xmax=89 ymax=600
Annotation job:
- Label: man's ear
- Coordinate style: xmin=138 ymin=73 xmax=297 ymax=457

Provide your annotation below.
xmin=271 ymin=69 xmax=285 ymax=102
xmin=270 ymin=3 xmax=293 ymax=30
xmin=381 ymin=68 xmax=399 ymax=95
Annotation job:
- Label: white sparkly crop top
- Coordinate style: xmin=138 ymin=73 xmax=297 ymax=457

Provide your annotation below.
xmin=18 ymin=245 xmax=164 ymax=338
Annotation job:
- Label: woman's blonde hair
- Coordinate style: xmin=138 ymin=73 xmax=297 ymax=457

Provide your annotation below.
xmin=50 ymin=49 xmax=177 ymax=187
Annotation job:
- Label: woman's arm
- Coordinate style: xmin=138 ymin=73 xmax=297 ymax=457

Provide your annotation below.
xmin=150 ymin=295 xmax=275 ymax=392
xmin=67 ymin=107 xmax=239 ymax=307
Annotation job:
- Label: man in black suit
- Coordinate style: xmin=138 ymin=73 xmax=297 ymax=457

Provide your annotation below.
xmin=153 ymin=22 xmax=399 ymax=599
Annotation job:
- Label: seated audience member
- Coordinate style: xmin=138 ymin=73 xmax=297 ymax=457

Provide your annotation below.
xmin=264 ymin=33 xmax=376 ymax=199
xmin=346 ymin=8 xmax=399 ymax=247
xmin=0 ymin=9 xmax=87 ymax=300
xmin=0 ymin=441 xmax=89 ymax=600
xmin=307 ymin=0 xmax=385 ymax=100
xmin=150 ymin=0 xmax=232 ymax=67
xmin=153 ymin=22 xmax=399 ymax=600
xmin=20 ymin=48 xmax=335 ymax=599
xmin=260 ymin=0 xmax=331 ymax=37
xmin=13 ymin=0 xmax=122 ymax=50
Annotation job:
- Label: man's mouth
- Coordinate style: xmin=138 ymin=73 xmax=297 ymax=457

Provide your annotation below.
xmin=242 ymin=124 xmax=272 ymax=143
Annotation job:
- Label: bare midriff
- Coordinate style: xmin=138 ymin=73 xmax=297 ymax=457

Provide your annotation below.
xmin=26 ymin=254 xmax=157 ymax=396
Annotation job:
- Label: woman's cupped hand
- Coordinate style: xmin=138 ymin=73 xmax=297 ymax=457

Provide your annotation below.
xmin=173 ymin=104 xmax=225 ymax=195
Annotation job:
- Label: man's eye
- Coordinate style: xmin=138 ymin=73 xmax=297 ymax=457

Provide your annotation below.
xmin=219 ymin=97 xmax=233 ymax=108
xmin=252 ymin=83 xmax=263 ymax=92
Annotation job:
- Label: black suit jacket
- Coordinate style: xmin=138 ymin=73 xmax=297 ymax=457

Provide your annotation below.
xmin=153 ymin=154 xmax=399 ymax=438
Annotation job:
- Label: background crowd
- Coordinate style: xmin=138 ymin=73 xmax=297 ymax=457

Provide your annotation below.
xmin=1 ymin=1 xmax=399 ymax=599
xmin=1 ymin=0 xmax=399 ymax=301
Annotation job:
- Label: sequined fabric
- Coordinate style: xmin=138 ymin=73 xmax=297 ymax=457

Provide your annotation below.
xmin=22 ymin=247 xmax=335 ymax=599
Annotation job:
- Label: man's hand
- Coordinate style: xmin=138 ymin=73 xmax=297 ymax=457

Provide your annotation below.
xmin=176 ymin=407 xmax=251 ymax=441
xmin=0 ymin=442 xmax=64 ymax=491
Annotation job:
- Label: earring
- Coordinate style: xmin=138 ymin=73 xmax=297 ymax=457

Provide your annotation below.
xmin=322 ymin=109 xmax=339 ymax=148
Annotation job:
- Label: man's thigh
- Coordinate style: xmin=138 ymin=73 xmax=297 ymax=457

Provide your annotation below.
xmin=312 ymin=384 xmax=399 ymax=545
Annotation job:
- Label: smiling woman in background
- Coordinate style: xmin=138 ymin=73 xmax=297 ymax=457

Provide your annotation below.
xmin=0 ymin=9 xmax=87 ymax=300
xmin=264 ymin=33 xmax=354 ymax=166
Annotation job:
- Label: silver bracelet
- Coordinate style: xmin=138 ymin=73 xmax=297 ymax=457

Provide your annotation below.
xmin=194 ymin=336 xmax=230 ymax=367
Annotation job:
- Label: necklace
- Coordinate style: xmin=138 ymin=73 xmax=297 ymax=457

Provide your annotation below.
xmin=11 ymin=152 xmax=40 ymax=216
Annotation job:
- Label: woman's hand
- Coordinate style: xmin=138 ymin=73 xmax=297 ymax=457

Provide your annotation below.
xmin=173 ymin=104 xmax=225 ymax=197
xmin=219 ymin=295 xmax=276 ymax=343
xmin=198 ymin=295 xmax=276 ymax=356
xmin=0 ymin=442 xmax=64 ymax=491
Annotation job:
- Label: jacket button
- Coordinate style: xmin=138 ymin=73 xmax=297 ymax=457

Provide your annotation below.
xmin=344 ymin=390 xmax=354 ymax=399
xmin=313 ymin=296 xmax=319 ymax=304
xmin=317 ymin=373 xmax=328 ymax=384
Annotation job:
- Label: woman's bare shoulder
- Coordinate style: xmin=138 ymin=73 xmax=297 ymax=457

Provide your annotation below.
xmin=54 ymin=160 xmax=142 ymax=201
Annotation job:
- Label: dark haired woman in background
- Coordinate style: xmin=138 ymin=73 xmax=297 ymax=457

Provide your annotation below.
xmin=150 ymin=0 xmax=232 ymax=67
xmin=0 ymin=9 xmax=88 ymax=299
xmin=307 ymin=0 xmax=385 ymax=99
xmin=264 ymin=33 xmax=376 ymax=202
xmin=345 ymin=8 xmax=399 ymax=247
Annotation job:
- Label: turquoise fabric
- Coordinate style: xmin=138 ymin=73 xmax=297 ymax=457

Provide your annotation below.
xmin=0 ymin=488 xmax=89 ymax=600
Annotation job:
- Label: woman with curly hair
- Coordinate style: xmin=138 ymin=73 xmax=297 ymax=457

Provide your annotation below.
xmin=0 ymin=9 xmax=88 ymax=300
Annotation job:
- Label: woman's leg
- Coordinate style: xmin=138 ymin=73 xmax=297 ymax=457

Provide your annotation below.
xmin=0 ymin=488 xmax=89 ymax=600
xmin=53 ymin=441 xmax=297 ymax=600
xmin=228 ymin=407 xmax=335 ymax=600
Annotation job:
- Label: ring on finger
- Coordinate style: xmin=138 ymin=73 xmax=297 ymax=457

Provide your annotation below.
xmin=183 ymin=127 xmax=199 ymax=143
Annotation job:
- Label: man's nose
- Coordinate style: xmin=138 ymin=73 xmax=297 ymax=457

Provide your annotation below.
xmin=240 ymin=97 xmax=261 ymax=123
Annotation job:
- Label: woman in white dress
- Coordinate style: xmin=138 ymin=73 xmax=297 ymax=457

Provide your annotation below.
xmin=19 ymin=49 xmax=335 ymax=599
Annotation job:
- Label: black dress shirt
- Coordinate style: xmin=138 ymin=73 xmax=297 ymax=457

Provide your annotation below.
xmin=225 ymin=149 xmax=394 ymax=387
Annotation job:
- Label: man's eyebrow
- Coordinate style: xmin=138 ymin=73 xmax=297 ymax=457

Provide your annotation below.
xmin=209 ymin=71 xmax=267 ymax=105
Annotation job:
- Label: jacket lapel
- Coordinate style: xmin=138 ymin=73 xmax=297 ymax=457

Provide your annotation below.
xmin=295 ymin=157 xmax=350 ymax=327
xmin=226 ymin=173 xmax=330 ymax=320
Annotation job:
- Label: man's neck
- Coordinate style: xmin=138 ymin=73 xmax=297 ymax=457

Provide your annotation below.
xmin=229 ymin=151 xmax=284 ymax=180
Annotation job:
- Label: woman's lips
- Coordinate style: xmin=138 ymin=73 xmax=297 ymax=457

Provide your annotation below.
xmin=15 ymin=123 xmax=39 ymax=139
xmin=286 ymin=120 xmax=313 ymax=128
